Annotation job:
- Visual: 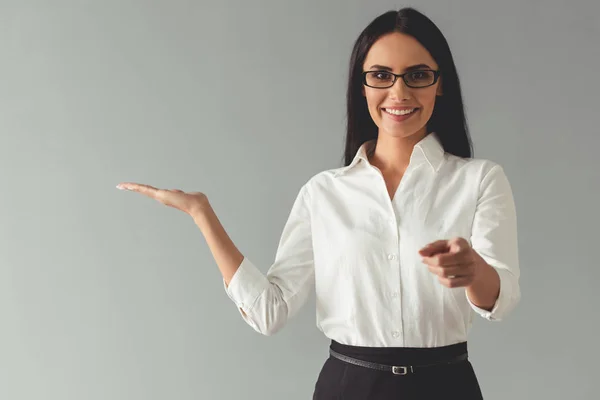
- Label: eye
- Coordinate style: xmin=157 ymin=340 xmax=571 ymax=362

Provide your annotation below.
xmin=408 ymin=71 xmax=433 ymax=81
xmin=373 ymin=71 xmax=393 ymax=81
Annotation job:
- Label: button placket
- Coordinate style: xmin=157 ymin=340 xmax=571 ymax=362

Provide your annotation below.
xmin=385 ymin=207 xmax=403 ymax=343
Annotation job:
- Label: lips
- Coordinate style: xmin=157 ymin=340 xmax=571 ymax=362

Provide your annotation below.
xmin=381 ymin=107 xmax=420 ymax=122
xmin=382 ymin=107 xmax=419 ymax=116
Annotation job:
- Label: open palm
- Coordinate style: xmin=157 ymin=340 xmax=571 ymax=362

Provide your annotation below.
xmin=116 ymin=182 xmax=208 ymax=216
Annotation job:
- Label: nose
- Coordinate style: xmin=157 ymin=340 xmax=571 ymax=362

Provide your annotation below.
xmin=389 ymin=77 xmax=412 ymax=100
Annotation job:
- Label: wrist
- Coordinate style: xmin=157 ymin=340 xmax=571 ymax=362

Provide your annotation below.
xmin=468 ymin=251 xmax=489 ymax=289
xmin=190 ymin=198 xmax=212 ymax=222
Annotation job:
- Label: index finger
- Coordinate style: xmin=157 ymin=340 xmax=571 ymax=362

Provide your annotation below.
xmin=418 ymin=240 xmax=449 ymax=257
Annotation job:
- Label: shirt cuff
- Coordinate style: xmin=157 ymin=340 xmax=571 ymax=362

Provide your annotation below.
xmin=466 ymin=266 xmax=519 ymax=321
xmin=223 ymin=257 xmax=270 ymax=315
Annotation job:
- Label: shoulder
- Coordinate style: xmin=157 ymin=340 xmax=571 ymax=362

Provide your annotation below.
xmin=443 ymin=155 xmax=514 ymax=201
xmin=298 ymin=167 xmax=344 ymax=194
xmin=444 ymin=154 xmax=509 ymax=181
xmin=288 ymin=167 xmax=348 ymax=209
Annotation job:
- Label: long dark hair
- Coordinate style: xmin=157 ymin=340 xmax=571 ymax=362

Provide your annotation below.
xmin=344 ymin=8 xmax=472 ymax=166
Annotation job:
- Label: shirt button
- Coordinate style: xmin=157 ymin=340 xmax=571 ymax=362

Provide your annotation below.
xmin=391 ymin=292 xmax=399 ymax=298
xmin=388 ymin=254 xmax=397 ymax=260
xmin=392 ymin=331 xmax=400 ymax=338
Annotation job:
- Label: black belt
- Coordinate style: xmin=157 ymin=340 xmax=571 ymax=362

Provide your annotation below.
xmin=329 ymin=348 xmax=468 ymax=375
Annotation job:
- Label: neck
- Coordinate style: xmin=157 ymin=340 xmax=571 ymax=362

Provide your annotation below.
xmin=369 ymin=129 xmax=428 ymax=175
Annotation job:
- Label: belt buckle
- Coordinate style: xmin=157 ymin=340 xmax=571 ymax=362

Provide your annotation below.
xmin=392 ymin=365 xmax=413 ymax=375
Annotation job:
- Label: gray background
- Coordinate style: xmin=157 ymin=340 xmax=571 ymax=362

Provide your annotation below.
xmin=1 ymin=0 xmax=598 ymax=399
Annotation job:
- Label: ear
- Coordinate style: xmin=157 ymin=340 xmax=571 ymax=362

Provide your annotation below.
xmin=436 ymin=77 xmax=443 ymax=96
xmin=362 ymin=86 xmax=365 ymax=96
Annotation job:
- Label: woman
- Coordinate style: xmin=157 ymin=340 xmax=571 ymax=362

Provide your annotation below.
xmin=117 ymin=7 xmax=520 ymax=399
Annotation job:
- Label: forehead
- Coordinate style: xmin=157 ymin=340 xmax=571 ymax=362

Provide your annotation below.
xmin=363 ymin=32 xmax=437 ymax=71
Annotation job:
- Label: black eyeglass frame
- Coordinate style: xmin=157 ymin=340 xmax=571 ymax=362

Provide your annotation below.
xmin=362 ymin=69 xmax=441 ymax=89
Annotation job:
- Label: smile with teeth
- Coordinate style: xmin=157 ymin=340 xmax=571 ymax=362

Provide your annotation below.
xmin=383 ymin=108 xmax=418 ymax=116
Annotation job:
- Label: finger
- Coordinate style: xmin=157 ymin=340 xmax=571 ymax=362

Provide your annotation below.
xmin=427 ymin=264 xmax=473 ymax=279
xmin=422 ymin=252 xmax=470 ymax=267
xmin=418 ymin=240 xmax=450 ymax=257
xmin=439 ymin=275 xmax=472 ymax=289
xmin=448 ymin=237 xmax=470 ymax=253
xmin=117 ymin=183 xmax=161 ymax=198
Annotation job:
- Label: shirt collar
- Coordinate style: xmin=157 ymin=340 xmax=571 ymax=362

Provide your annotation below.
xmin=334 ymin=132 xmax=445 ymax=177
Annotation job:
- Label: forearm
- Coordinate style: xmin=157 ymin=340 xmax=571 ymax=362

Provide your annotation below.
xmin=191 ymin=201 xmax=244 ymax=287
xmin=466 ymin=252 xmax=501 ymax=311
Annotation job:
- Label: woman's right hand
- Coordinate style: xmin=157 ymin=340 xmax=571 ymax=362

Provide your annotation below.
xmin=116 ymin=182 xmax=210 ymax=217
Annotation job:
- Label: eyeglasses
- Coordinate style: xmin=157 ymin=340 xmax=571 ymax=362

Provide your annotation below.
xmin=362 ymin=69 xmax=440 ymax=89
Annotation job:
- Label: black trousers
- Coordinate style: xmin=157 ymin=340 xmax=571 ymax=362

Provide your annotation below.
xmin=313 ymin=340 xmax=484 ymax=399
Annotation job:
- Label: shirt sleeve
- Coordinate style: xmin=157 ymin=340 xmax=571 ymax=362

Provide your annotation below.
xmin=467 ymin=164 xmax=521 ymax=321
xmin=223 ymin=184 xmax=315 ymax=335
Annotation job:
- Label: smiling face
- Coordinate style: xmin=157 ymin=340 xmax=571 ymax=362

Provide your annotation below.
xmin=362 ymin=32 xmax=443 ymax=141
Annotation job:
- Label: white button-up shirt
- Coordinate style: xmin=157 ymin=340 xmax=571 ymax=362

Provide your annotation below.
xmin=224 ymin=133 xmax=520 ymax=347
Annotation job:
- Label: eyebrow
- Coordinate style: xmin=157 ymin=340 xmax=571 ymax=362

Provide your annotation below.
xmin=368 ymin=63 xmax=432 ymax=72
